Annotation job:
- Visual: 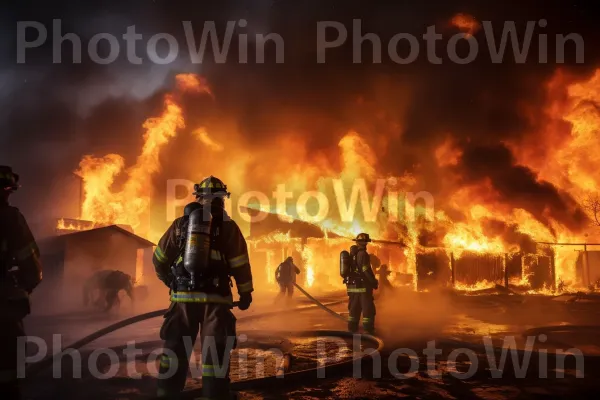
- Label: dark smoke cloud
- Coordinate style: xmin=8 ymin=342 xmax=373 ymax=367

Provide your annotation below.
xmin=455 ymin=144 xmax=588 ymax=232
xmin=1 ymin=0 xmax=599 ymax=236
xmin=481 ymin=218 xmax=537 ymax=253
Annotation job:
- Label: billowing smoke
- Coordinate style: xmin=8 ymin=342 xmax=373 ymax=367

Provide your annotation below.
xmin=454 ymin=144 xmax=588 ymax=232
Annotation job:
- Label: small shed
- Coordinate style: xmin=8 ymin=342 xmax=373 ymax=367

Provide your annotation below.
xmin=38 ymin=225 xmax=155 ymax=296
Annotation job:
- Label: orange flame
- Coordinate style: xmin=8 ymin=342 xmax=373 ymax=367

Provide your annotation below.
xmin=67 ymin=69 xmax=600 ymax=294
xmin=450 ymin=13 xmax=481 ymax=37
xmin=73 ymin=74 xmax=210 ymax=241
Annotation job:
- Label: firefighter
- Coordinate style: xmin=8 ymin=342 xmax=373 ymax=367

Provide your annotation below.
xmin=153 ymin=176 xmax=253 ymax=399
xmin=83 ymin=270 xmax=134 ymax=312
xmin=275 ymin=256 xmax=300 ymax=303
xmin=0 ymin=166 xmax=42 ymax=399
xmin=376 ymin=264 xmax=394 ymax=297
xmin=346 ymin=233 xmax=378 ymax=334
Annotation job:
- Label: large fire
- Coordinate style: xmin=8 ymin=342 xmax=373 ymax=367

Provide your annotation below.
xmin=73 ymin=74 xmax=207 ymax=239
xmin=61 ymin=68 xmax=600 ymax=293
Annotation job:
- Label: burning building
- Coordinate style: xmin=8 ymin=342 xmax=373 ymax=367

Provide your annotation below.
xmin=7 ymin=2 xmax=595 ymax=298
xmin=40 ymin=67 xmax=600 ymax=295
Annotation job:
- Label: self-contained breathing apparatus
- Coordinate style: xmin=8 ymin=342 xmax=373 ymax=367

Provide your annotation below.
xmin=170 ymin=204 xmax=232 ymax=294
xmin=339 ymin=246 xmax=363 ymax=286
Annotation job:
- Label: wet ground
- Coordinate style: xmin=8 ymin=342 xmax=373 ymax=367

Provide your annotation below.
xmin=21 ymin=291 xmax=600 ymax=399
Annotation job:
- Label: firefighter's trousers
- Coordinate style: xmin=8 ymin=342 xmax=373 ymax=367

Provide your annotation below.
xmin=0 ymin=317 xmax=25 ymax=400
xmin=157 ymin=302 xmax=237 ymax=399
xmin=104 ymin=289 xmax=120 ymax=312
xmin=347 ymin=290 xmax=376 ymax=334
xmin=275 ymin=282 xmax=294 ymax=301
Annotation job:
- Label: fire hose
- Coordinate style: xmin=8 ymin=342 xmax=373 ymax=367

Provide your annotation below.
xmin=25 ymin=297 xmax=345 ymax=378
xmin=25 ymin=284 xmax=385 ymax=400
xmin=292 ymin=283 xmax=348 ymax=322
xmin=26 ymin=284 xmax=600 ymax=399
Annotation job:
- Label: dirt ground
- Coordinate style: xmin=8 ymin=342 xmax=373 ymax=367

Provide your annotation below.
xmin=21 ymin=289 xmax=600 ymax=399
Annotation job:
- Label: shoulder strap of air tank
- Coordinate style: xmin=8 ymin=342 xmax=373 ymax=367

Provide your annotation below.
xmin=176 ymin=217 xmax=188 ymax=252
xmin=209 ymin=213 xmax=229 ymax=265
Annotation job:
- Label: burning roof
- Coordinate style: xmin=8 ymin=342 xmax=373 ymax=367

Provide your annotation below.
xmin=245 ymin=207 xmax=343 ymax=240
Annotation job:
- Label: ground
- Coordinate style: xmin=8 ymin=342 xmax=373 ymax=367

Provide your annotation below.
xmin=20 ymin=289 xmax=600 ymax=399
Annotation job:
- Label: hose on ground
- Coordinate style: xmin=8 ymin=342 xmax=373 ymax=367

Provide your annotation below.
xmin=293 ymin=283 xmax=347 ymax=322
xmin=27 ymin=284 xmax=373 ymax=400
xmin=25 ymin=299 xmax=344 ymax=378
xmin=26 ymin=309 xmax=167 ymax=377
xmin=181 ymin=330 xmax=384 ymax=398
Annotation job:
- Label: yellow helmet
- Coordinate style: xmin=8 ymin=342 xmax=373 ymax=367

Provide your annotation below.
xmin=352 ymin=233 xmax=371 ymax=243
xmin=193 ymin=176 xmax=231 ymax=198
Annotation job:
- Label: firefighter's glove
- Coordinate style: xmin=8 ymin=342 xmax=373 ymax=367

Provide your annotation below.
xmin=238 ymin=293 xmax=252 ymax=310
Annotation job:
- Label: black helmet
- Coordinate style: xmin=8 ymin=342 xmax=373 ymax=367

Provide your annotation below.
xmin=0 ymin=166 xmax=20 ymax=192
xmin=193 ymin=176 xmax=231 ymax=198
xmin=352 ymin=233 xmax=371 ymax=243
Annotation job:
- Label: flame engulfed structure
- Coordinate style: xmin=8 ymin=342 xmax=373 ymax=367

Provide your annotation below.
xmin=68 ymin=68 xmax=600 ymax=292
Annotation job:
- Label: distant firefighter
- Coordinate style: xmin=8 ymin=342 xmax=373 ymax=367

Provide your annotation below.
xmin=370 ymin=254 xmax=382 ymax=274
xmin=83 ymin=269 xmax=134 ymax=312
xmin=340 ymin=233 xmax=378 ymax=334
xmin=377 ymin=264 xmax=394 ymax=295
xmin=275 ymin=256 xmax=300 ymax=302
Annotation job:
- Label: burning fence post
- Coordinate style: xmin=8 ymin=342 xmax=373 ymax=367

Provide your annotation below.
xmin=583 ymin=243 xmax=590 ymax=287
xmin=550 ymin=250 xmax=556 ymax=291
xmin=450 ymin=252 xmax=456 ymax=288
xmin=503 ymin=253 xmax=509 ymax=289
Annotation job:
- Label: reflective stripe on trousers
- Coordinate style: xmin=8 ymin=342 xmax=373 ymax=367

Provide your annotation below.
xmin=170 ymin=292 xmax=233 ymax=304
xmin=347 ymin=288 xmax=366 ymax=293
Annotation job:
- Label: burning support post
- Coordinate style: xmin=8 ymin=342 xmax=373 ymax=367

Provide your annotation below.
xmin=584 ymin=243 xmax=590 ymax=287
xmin=503 ymin=253 xmax=509 ymax=289
xmin=551 ymin=250 xmax=556 ymax=291
xmin=450 ymin=252 xmax=456 ymax=288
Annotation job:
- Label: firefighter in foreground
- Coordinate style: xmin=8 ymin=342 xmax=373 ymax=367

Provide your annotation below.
xmin=82 ymin=269 xmax=134 ymax=312
xmin=275 ymin=256 xmax=300 ymax=303
xmin=0 ymin=166 xmax=43 ymax=399
xmin=153 ymin=176 xmax=253 ymax=399
xmin=340 ymin=233 xmax=378 ymax=334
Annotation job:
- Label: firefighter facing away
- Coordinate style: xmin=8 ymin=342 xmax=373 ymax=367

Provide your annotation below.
xmin=0 ymin=166 xmax=43 ymax=399
xmin=275 ymin=256 xmax=300 ymax=302
xmin=82 ymin=269 xmax=134 ymax=312
xmin=153 ymin=176 xmax=253 ymax=399
xmin=340 ymin=233 xmax=378 ymax=334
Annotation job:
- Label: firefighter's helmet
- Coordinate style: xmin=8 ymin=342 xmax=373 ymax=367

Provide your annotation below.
xmin=352 ymin=233 xmax=371 ymax=243
xmin=193 ymin=176 xmax=231 ymax=198
xmin=0 ymin=166 xmax=20 ymax=192
xmin=286 ymin=256 xmax=293 ymax=263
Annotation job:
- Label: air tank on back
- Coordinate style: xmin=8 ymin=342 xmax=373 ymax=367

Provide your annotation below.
xmin=183 ymin=207 xmax=212 ymax=289
xmin=340 ymin=250 xmax=351 ymax=280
